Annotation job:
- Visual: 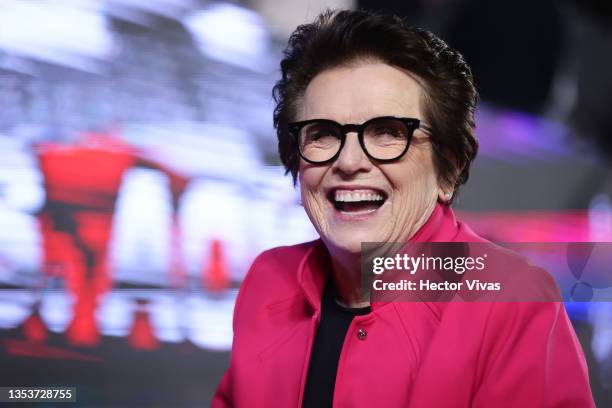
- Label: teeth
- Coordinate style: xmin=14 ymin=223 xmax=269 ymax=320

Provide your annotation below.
xmin=334 ymin=190 xmax=385 ymax=202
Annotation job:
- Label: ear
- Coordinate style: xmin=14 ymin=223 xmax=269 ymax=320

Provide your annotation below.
xmin=436 ymin=168 xmax=458 ymax=205
xmin=433 ymin=147 xmax=462 ymax=205
xmin=437 ymin=188 xmax=453 ymax=204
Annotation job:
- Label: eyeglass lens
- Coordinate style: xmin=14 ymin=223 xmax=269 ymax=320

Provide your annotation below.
xmin=298 ymin=117 xmax=410 ymax=162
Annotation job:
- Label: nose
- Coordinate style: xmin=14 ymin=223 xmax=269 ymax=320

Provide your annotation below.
xmin=332 ymin=132 xmax=372 ymax=176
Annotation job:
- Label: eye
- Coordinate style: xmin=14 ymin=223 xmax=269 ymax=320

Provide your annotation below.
xmin=301 ymin=123 xmax=341 ymax=144
xmin=306 ymin=129 xmax=334 ymax=141
xmin=368 ymin=125 xmax=407 ymax=143
xmin=364 ymin=118 xmax=410 ymax=155
xmin=372 ymin=126 xmax=404 ymax=138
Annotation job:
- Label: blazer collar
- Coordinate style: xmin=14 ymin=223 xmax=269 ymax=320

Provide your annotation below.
xmin=297 ymin=203 xmax=461 ymax=311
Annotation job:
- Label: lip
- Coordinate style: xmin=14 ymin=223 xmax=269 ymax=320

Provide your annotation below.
xmin=325 ymin=184 xmax=388 ymax=221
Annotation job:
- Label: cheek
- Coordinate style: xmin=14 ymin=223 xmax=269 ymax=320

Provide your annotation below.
xmin=298 ymin=163 xmax=322 ymax=199
xmin=388 ymin=148 xmax=439 ymax=200
xmin=298 ymin=164 xmax=328 ymax=219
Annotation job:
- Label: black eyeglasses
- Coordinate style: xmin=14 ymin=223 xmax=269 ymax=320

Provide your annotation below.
xmin=288 ymin=116 xmax=432 ymax=164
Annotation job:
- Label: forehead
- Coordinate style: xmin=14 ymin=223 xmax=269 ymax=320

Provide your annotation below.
xmin=299 ymin=61 xmax=424 ymax=123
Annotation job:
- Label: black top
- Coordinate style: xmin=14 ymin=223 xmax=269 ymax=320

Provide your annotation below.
xmin=302 ymin=281 xmax=371 ymax=408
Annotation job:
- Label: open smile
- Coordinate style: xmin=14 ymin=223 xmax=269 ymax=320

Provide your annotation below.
xmin=326 ymin=187 xmax=388 ymax=218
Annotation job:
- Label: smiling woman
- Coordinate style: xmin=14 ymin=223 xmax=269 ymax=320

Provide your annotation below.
xmin=297 ymin=62 xmax=441 ymax=260
xmin=212 ymin=9 xmax=595 ymax=408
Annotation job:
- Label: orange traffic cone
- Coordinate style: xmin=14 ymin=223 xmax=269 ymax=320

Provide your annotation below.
xmin=22 ymin=307 xmax=48 ymax=343
xmin=203 ymin=239 xmax=230 ymax=292
xmin=127 ymin=299 xmax=159 ymax=351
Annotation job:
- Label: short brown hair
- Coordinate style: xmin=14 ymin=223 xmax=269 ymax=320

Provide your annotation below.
xmin=272 ymin=9 xmax=479 ymax=200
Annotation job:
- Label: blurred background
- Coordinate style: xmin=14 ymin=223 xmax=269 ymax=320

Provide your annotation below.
xmin=0 ymin=0 xmax=610 ymax=406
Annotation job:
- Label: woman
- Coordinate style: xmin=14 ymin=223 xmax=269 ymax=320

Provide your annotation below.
xmin=213 ymin=9 xmax=594 ymax=407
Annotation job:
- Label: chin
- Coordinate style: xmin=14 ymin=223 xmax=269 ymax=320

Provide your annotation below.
xmin=323 ymin=229 xmax=378 ymax=255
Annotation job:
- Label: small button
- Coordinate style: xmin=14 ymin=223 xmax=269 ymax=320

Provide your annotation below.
xmin=357 ymin=328 xmax=367 ymax=340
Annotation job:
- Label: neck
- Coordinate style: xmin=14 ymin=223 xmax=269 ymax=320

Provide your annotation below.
xmin=328 ymin=250 xmax=370 ymax=308
xmin=325 ymin=202 xmax=441 ymax=308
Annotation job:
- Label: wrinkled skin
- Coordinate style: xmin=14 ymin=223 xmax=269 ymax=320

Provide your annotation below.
xmin=297 ymin=61 xmax=451 ymax=306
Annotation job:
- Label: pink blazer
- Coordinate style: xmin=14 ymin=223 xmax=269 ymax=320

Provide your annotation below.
xmin=212 ymin=204 xmax=595 ymax=407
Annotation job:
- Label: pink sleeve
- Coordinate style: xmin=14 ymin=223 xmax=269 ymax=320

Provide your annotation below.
xmin=472 ymin=302 xmax=595 ymax=408
xmin=211 ymin=369 xmax=233 ymax=408
xmin=211 ymin=252 xmax=267 ymax=407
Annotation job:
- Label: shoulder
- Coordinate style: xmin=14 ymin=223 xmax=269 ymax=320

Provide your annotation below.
xmin=232 ymin=240 xmax=319 ymax=325
xmin=455 ymin=218 xmax=490 ymax=243
xmin=452 ymin=215 xmax=562 ymax=301
xmin=243 ymin=239 xmax=319 ymax=288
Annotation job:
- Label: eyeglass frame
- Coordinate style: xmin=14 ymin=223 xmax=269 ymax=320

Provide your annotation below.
xmin=287 ymin=116 xmax=433 ymax=165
